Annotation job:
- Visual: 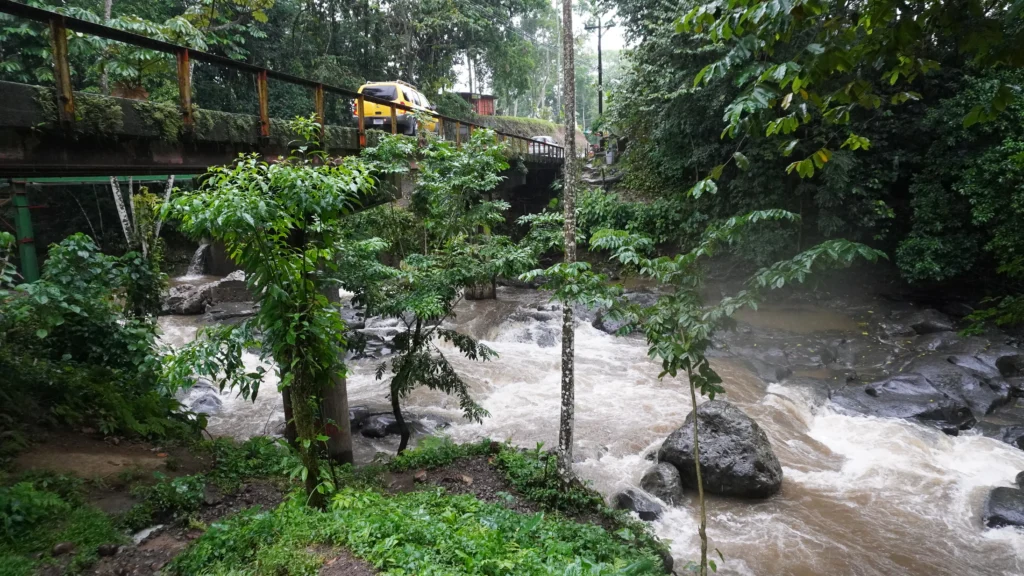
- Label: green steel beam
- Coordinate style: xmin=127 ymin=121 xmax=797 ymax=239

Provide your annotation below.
xmin=12 ymin=182 xmax=39 ymax=282
xmin=9 ymin=175 xmax=198 ymax=186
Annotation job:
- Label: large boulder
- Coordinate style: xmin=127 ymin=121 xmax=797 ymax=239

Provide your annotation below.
xmin=831 ymin=374 xmax=976 ymax=433
xmin=657 ymin=401 xmax=783 ymax=498
xmin=612 ymin=489 xmax=662 ymax=521
xmin=162 ymin=283 xmax=210 ymax=315
xmin=640 ymin=463 xmax=684 ymax=505
xmin=900 ymin=356 xmax=1011 ymax=416
xmin=982 ymin=487 xmax=1024 ymax=528
xmin=206 ymin=270 xmax=249 ymax=303
xmin=162 ymin=271 xmax=251 ymax=315
xmin=903 ymin=309 xmax=956 ymax=335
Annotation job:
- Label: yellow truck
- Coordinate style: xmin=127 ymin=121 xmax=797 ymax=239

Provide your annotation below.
xmin=354 ymin=81 xmax=437 ymax=135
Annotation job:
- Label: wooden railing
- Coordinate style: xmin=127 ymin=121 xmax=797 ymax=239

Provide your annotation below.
xmin=0 ymin=0 xmax=565 ymax=161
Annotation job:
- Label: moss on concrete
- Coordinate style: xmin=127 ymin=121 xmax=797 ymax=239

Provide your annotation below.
xmin=75 ymin=94 xmax=125 ymax=135
xmin=132 ymin=100 xmax=183 ymax=142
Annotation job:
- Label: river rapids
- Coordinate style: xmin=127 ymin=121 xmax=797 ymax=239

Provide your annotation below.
xmin=159 ymin=286 xmax=1024 ymax=576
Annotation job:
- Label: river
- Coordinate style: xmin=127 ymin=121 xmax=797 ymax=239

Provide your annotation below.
xmin=159 ymin=286 xmax=1024 ymax=576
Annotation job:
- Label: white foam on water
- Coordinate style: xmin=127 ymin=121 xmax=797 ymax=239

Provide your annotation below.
xmin=159 ymin=287 xmax=1024 ymax=575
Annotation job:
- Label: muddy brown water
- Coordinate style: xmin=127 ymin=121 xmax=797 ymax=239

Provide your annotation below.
xmin=159 ymin=286 xmax=1024 ymax=576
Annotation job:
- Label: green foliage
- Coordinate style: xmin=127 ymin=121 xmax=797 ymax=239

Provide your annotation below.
xmin=196 ymin=437 xmax=298 ymax=492
xmin=171 ymin=487 xmax=663 ymax=576
xmin=388 ymin=436 xmax=493 ymax=472
xmin=349 ymin=129 xmax=535 ymax=453
xmin=475 ymin=115 xmax=562 ymax=139
xmin=164 ymin=116 xmax=390 ymax=506
xmin=0 ymin=478 xmax=122 ymax=575
xmin=0 ymin=233 xmax=183 ymax=447
xmin=494 ymin=444 xmax=604 ymax=514
xmin=120 ymin=473 xmax=206 ymax=531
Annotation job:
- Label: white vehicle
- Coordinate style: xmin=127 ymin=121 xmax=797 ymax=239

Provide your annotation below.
xmin=528 ymin=135 xmax=558 ymax=155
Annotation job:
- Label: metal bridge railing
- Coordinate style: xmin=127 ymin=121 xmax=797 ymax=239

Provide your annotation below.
xmin=0 ymin=0 xmax=565 ymax=161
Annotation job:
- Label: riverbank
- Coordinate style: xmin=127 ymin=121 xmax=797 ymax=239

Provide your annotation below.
xmin=1 ymin=435 xmax=670 ymax=575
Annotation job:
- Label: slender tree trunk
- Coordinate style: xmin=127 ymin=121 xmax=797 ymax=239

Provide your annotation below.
xmin=392 ymin=377 xmax=411 ymax=453
xmin=322 ymin=285 xmax=354 ymax=465
xmin=154 ymin=175 xmax=174 ymax=239
xmin=556 ymin=0 xmax=578 ymax=481
xmin=687 ymin=369 xmax=709 ymax=576
xmin=109 ymin=177 xmax=134 ymax=246
xmin=100 ymin=0 xmax=112 ymax=95
xmin=290 ymin=373 xmax=325 ymax=509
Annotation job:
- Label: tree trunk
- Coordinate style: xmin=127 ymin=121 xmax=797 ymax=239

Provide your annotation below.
xmin=322 ymin=285 xmax=354 ymax=465
xmin=687 ymin=369 xmax=709 ymax=576
xmin=290 ymin=374 xmax=325 ymax=509
xmin=109 ymin=177 xmax=134 ymax=246
xmin=154 ymin=175 xmax=174 ymax=239
xmin=556 ymin=0 xmax=578 ymax=481
xmin=391 ymin=378 xmax=411 ymax=454
xmin=100 ymin=0 xmax=112 ymax=95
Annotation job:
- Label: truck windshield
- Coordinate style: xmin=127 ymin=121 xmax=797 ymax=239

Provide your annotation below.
xmin=362 ymin=86 xmax=397 ymax=100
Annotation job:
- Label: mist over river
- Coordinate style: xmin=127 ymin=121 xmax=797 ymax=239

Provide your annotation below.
xmin=160 ymin=286 xmax=1024 ymax=576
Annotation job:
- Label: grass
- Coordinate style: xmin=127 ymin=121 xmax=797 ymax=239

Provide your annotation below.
xmin=170 ymin=488 xmax=663 ymax=576
xmin=0 ymin=476 xmax=123 ymax=576
xmin=3 ymin=436 xmax=674 ymax=575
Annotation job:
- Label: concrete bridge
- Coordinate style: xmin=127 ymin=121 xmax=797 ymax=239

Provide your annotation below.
xmin=0 ymin=1 xmax=564 ymax=282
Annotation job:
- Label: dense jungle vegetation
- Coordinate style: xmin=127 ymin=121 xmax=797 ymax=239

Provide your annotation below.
xmin=1 ymin=0 xmax=1023 ymax=575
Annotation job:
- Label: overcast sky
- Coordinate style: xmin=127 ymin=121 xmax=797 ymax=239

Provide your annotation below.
xmin=452 ymin=4 xmax=627 ymax=93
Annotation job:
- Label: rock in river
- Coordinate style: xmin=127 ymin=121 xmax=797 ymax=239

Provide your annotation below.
xmin=657 ymin=400 xmax=783 ymax=498
xmin=640 ymin=463 xmax=684 ymax=505
xmin=612 ymin=488 xmax=663 ymax=521
xmin=831 ymin=374 xmax=976 ymax=433
xmin=983 ymin=487 xmax=1024 ymax=528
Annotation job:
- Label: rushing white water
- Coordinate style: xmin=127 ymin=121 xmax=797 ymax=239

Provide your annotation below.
xmin=159 ymin=286 xmax=1024 ymax=575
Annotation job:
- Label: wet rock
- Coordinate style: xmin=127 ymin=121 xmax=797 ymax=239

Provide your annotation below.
xmin=348 ymin=405 xmax=372 ymax=429
xmin=640 ymin=463 xmax=684 ymax=505
xmin=162 ymin=283 xmax=210 ymax=315
xmin=831 ymin=374 xmax=976 ymax=431
xmin=591 ymin=291 xmax=658 ymax=335
xmin=941 ymin=302 xmax=975 ymax=319
xmin=97 ymin=543 xmax=119 ymax=557
xmin=1017 ymin=471 xmax=1024 ymax=490
xmin=204 ymin=302 xmax=258 ymax=323
xmin=777 ymin=377 xmax=842 ymax=409
xmin=203 ymin=485 xmax=223 ymax=507
xmin=910 ymin=331 xmax=963 ymax=352
xmin=904 ymin=309 xmax=956 ymax=335
xmin=612 ymin=488 xmax=662 ymax=521
xmin=997 ymin=354 xmax=1024 ymax=378
xmin=658 ymin=401 xmax=783 ymax=498
xmin=880 ymin=321 xmax=916 ymax=339
xmin=901 ymin=356 xmax=1011 ymax=416
xmin=983 ymin=487 xmax=1024 ymax=528
xmin=360 ymin=414 xmax=397 ymax=438
xmin=177 ymin=377 xmax=222 ymax=415
xmin=983 ymin=426 xmax=1024 ymax=450
xmin=52 ymin=542 xmax=75 ymax=556
xmin=357 ymin=412 xmax=447 ymax=438
xmin=206 ymin=269 xmax=249 ymax=303
xmin=823 ymin=338 xmax=895 ymax=371
xmin=747 ymin=358 xmax=793 ymax=383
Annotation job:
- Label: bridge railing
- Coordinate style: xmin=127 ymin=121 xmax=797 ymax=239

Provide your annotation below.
xmin=0 ymin=0 xmax=565 ymax=162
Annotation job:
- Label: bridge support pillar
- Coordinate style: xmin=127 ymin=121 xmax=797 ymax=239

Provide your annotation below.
xmin=12 ymin=183 xmax=39 ymax=282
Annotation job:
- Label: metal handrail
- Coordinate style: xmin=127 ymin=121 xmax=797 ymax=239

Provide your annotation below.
xmin=0 ymin=0 xmax=565 ymax=159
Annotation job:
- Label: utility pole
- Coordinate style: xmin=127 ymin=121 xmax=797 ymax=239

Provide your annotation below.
xmin=585 ymin=16 xmax=613 ymax=115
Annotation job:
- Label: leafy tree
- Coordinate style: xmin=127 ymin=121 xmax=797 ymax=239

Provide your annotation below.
xmin=589 ymin=214 xmax=885 ymax=575
xmin=351 ymin=128 xmax=532 ymax=453
xmin=163 ymin=116 xmax=386 ymax=507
